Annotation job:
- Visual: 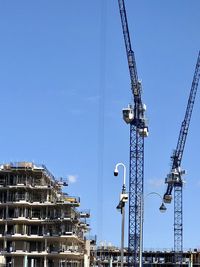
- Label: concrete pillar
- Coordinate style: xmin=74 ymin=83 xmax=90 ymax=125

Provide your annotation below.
xmin=44 ymin=256 xmax=47 ymax=267
xmin=31 ymin=258 xmax=34 ymax=267
xmin=84 ymin=255 xmax=89 ymax=267
xmin=109 ymin=257 xmax=113 ymax=267
xmin=6 ymin=204 xmax=8 ymax=218
xmin=4 ymin=222 xmax=7 ymax=250
xmin=23 ymin=255 xmax=28 ymax=267
xmin=84 ymin=240 xmax=90 ymax=267
xmin=45 ymin=238 xmax=47 ymax=251
xmin=190 ymin=253 xmax=193 ymax=267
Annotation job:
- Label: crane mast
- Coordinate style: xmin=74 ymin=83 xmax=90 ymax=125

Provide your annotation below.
xmin=163 ymin=51 xmax=200 ymax=262
xmin=117 ymin=1 xmax=148 ymax=266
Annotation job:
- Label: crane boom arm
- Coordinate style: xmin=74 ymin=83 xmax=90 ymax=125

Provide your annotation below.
xmin=118 ymin=0 xmax=141 ymax=98
xmin=164 ymin=51 xmax=200 ymax=199
xmin=174 ymin=51 xmax=200 ymax=166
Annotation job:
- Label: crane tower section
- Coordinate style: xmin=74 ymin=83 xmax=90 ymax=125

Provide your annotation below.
xmin=163 ymin=51 xmax=200 ymax=262
xmin=117 ymin=0 xmax=148 ymax=266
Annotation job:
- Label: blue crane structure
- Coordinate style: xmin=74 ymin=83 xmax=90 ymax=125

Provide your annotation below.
xmin=163 ymin=51 xmax=200 ymax=263
xmin=117 ymin=1 xmax=148 ymax=266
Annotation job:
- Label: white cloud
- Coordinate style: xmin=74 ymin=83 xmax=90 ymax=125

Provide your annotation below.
xmin=67 ymin=175 xmax=78 ymax=184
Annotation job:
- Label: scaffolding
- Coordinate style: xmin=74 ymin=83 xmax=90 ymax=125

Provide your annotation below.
xmin=0 ymin=162 xmax=90 ymax=267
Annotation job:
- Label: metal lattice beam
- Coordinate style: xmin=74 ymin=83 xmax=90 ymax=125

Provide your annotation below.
xmin=174 ymin=183 xmax=183 ymax=263
xmin=117 ymin=1 xmax=148 ymax=266
xmin=163 ymin=52 xmax=200 ymax=264
xmin=128 ymin=124 xmax=144 ymax=266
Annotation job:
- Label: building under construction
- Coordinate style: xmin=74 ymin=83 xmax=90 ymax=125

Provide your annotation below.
xmin=91 ymin=244 xmax=200 ymax=266
xmin=0 ymin=162 xmax=90 ymax=267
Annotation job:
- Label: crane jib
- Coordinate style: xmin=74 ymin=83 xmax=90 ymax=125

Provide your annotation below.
xmin=164 ymin=51 xmax=200 ymax=199
xmin=163 ymin=51 xmax=200 ymax=260
xmin=117 ymin=0 xmax=149 ymax=266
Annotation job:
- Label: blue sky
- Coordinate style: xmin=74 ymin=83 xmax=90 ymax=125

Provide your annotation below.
xmin=0 ymin=0 xmax=200 ymax=250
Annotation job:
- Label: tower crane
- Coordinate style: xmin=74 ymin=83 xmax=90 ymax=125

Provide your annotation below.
xmin=163 ymin=51 xmax=200 ymax=263
xmin=117 ymin=1 xmax=148 ymax=266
